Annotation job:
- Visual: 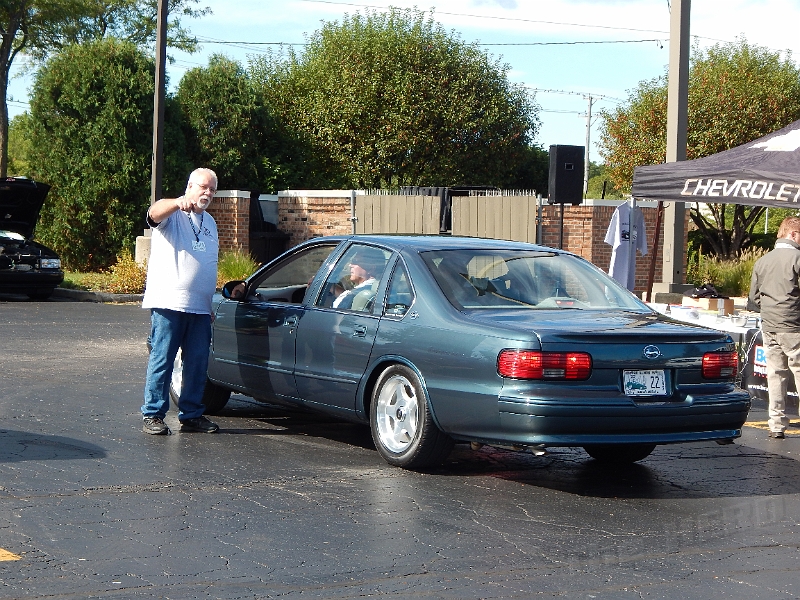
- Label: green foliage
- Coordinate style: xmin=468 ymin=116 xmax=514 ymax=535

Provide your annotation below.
xmin=26 ymin=38 xmax=188 ymax=270
xmin=507 ymin=144 xmax=549 ymax=193
xmin=599 ymin=78 xmax=667 ymax=193
xmin=175 ymin=55 xmax=315 ymax=193
xmin=585 ymin=162 xmax=624 ymax=199
xmin=217 ymin=247 xmax=260 ymax=288
xmin=599 ymin=38 xmax=800 ymax=258
xmin=251 ymin=7 xmax=538 ymax=189
xmin=751 ymin=207 xmax=800 ymax=235
xmin=8 ymin=0 xmax=207 ymax=63
xmin=686 ymin=247 xmax=767 ymax=297
xmin=0 ymin=0 xmax=206 ymax=177
xmin=7 ymin=114 xmax=32 ymax=176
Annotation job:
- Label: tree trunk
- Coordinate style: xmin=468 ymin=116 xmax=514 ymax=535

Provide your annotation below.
xmin=0 ymin=3 xmax=27 ymax=179
xmin=690 ymin=203 xmax=765 ymax=259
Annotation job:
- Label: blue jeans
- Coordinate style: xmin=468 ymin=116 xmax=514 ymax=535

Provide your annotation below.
xmin=142 ymin=308 xmax=211 ymax=421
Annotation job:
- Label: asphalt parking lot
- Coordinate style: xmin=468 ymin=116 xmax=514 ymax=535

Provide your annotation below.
xmin=1 ymin=296 xmax=799 ymax=599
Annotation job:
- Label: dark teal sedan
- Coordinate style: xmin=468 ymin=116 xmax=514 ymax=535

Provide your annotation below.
xmin=176 ymin=235 xmax=750 ymax=469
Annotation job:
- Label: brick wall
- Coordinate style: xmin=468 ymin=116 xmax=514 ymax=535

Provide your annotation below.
xmin=537 ymin=201 xmax=680 ymax=293
xmin=206 ymin=191 xmax=251 ymax=253
xmin=278 ymin=190 xmax=353 ymax=247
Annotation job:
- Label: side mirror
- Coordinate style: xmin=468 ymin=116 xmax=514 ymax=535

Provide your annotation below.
xmin=222 ymin=280 xmax=246 ymax=300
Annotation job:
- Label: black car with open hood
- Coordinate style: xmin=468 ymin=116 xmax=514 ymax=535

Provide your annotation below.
xmin=0 ymin=177 xmax=63 ymax=300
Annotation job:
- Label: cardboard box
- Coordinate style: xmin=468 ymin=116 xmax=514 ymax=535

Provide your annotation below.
xmin=681 ymin=296 xmax=735 ymax=315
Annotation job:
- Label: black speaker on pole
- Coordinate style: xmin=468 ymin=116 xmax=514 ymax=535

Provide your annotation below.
xmin=548 ymin=145 xmax=585 ymax=205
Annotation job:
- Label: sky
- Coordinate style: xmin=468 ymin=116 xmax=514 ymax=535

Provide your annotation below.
xmin=8 ymin=0 xmax=800 ymax=163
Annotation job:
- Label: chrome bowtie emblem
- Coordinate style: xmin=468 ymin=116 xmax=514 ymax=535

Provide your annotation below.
xmin=643 ymin=345 xmax=662 ymax=360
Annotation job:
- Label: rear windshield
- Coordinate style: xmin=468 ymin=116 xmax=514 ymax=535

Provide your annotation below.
xmin=421 ymin=249 xmax=648 ymax=311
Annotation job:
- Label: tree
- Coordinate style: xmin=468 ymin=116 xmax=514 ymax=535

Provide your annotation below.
xmin=250 ymin=8 xmax=539 ymax=189
xmin=585 ymin=162 xmax=624 ymax=199
xmin=599 ymin=38 xmax=800 ymax=257
xmin=7 ymin=113 xmax=32 ymax=175
xmin=507 ymin=144 xmax=549 ymax=194
xmin=175 ymin=55 xmax=321 ymax=193
xmin=26 ymin=38 xmax=190 ymax=270
xmin=0 ymin=0 xmax=206 ymax=178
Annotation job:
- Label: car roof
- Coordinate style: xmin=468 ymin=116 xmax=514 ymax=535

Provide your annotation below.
xmin=327 ymin=234 xmax=566 ymax=255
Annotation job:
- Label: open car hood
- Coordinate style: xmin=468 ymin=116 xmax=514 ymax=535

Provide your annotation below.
xmin=0 ymin=178 xmax=51 ymax=240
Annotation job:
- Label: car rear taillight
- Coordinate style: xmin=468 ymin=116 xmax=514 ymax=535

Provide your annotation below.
xmin=498 ymin=350 xmax=592 ymax=380
xmin=702 ymin=351 xmax=738 ymax=379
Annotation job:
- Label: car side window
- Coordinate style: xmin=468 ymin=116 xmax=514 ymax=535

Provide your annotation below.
xmin=316 ymin=244 xmax=391 ymax=312
xmin=383 ymin=262 xmax=414 ymax=317
xmin=248 ymin=244 xmax=337 ymax=304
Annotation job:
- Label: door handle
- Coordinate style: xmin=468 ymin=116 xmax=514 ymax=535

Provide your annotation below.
xmin=284 ymin=315 xmax=298 ymax=327
xmin=353 ymin=325 xmax=367 ymax=337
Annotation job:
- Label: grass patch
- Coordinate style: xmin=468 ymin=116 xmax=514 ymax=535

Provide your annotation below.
xmin=61 ymin=249 xmax=261 ymax=294
xmin=217 ymin=248 xmax=260 ymax=288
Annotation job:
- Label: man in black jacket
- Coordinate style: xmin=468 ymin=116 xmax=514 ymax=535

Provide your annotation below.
xmin=749 ymin=216 xmax=800 ymax=439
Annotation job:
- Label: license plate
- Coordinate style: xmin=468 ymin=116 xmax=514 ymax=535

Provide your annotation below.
xmin=623 ymin=370 xmax=667 ymax=396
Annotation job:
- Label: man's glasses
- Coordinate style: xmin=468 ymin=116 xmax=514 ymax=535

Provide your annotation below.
xmin=191 ymin=181 xmax=217 ymax=194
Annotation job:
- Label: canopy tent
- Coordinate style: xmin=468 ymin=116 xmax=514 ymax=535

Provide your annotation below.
xmin=631 ymin=119 xmax=800 ymax=208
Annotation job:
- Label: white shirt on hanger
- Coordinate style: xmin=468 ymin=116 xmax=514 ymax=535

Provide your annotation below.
xmin=604 ymin=202 xmax=647 ymax=291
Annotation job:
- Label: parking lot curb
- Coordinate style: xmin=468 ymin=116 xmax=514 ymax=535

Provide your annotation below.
xmin=52 ymin=287 xmax=143 ymax=303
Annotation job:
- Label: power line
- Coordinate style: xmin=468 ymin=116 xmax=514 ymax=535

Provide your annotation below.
xmin=298 ymin=0 xmax=671 ymax=35
xmin=196 ymin=38 xmax=668 ymax=48
xmin=481 ymin=39 xmax=667 ymax=47
xmin=298 ymin=0 xmax=732 ymax=45
xmin=527 ymin=88 xmax=624 ymax=104
xmin=197 ymin=39 xmax=305 ymax=46
xmin=540 ymin=109 xmax=584 ymax=115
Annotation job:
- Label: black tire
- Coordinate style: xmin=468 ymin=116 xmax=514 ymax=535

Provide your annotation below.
xmin=169 ymin=349 xmax=231 ymax=415
xmin=583 ymin=444 xmax=656 ymax=463
xmin=370 ymin=364 xmax=454 ymax=469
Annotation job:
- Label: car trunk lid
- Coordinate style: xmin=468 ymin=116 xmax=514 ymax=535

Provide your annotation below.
xmin=0 ymin=178 xmax=51 ymax=240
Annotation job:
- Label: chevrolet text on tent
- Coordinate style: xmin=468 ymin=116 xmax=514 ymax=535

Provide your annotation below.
xmin=680 ymin=179 xmax=800 ymax=202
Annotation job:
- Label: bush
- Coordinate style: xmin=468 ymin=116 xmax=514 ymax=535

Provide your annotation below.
xmin=687 ymin=247 xmax=766 ymax=297
xmin=106 ymin=253 xmax=148 ymax=294
xmin=27 ymin=39 xmax=190 ymax=270
xmin=217 ymin=248 xmax=260 ymax=288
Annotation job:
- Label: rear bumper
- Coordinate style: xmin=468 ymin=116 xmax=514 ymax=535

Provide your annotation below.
xmin=475 ymin=390 xmax=752 ymax=447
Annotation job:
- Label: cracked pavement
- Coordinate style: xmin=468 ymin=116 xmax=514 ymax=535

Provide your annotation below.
xmin=1 ymin=297 xmax=799 ymax=599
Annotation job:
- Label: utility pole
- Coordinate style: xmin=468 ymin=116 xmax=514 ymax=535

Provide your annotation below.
xmin=151 ymin=0 xmax=168 ymax=205
xmin=583 ymin=94 xmax=594 ymax=196
xmin=656 ymin=0 xmax=691 ymax=293
xmin=136 ymin=0 xmax=168 ymax=266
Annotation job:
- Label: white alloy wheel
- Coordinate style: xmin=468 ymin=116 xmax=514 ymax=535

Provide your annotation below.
xmin=370 ymin=364 xmax=454 ymax=469
xmin=375 ymin=373 xmax=420 ymax=453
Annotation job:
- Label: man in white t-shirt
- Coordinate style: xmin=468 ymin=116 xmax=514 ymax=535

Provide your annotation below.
xmin=333 ymin=251 xmax=382 ymax=310
xmin=141 ymin=168 xmax=220 ymax=435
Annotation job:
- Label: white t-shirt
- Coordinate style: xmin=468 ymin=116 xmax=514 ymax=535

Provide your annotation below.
xmin=604 ymin=202 xmax=647 ymax=291
xmin=333 ymin=277 xmax=377 ymax=309
xmin=142 ymin=209 xmax=219 ymax=314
